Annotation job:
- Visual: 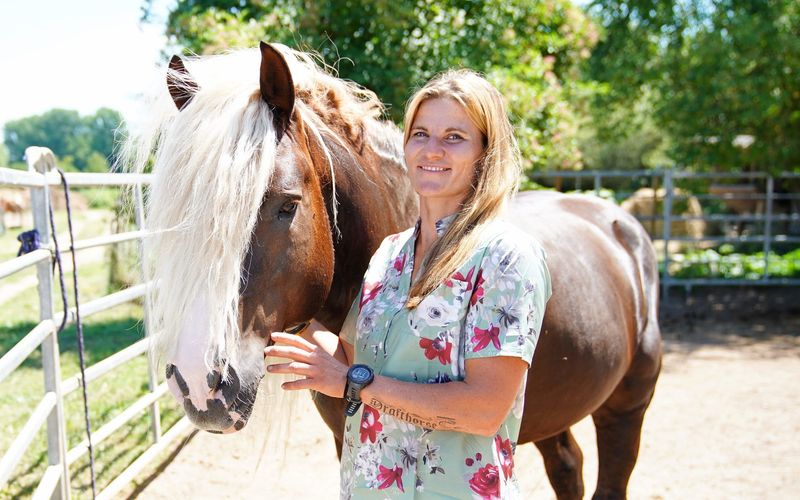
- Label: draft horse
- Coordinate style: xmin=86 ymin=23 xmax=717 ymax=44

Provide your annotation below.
xmin=127 ymin=43 xmax=662 ymax=499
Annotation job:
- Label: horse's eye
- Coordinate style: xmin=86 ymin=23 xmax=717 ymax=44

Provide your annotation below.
xmin=279 ymin=200 xmax=299 ymax=216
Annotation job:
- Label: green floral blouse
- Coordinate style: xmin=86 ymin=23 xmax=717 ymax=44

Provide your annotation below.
xmin=340 ymin=216 xmax=552 ymax=499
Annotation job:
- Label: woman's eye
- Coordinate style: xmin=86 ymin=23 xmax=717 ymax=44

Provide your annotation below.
xmin=412 ymin=131 xmax=428 ymax=138
xmin=446 ymin=134 xmax=464 ymax=142
xmin=279 ymin=200 xmax=299 ymax=216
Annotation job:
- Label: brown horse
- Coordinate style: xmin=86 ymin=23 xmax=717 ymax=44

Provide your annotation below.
xmin=126 ymin=42 xmax=661 ymax=499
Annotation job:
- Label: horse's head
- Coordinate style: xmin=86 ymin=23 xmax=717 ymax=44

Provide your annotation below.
xmin=140 ymin=43 xmax=337 ymax=433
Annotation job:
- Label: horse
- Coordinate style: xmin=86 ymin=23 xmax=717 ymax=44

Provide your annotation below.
xmin=124 ymin=42 xmax=661 ymax=499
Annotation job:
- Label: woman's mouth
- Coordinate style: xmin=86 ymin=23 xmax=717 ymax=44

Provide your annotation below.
xmin=419 ymin=165 xmax=450 ymax=172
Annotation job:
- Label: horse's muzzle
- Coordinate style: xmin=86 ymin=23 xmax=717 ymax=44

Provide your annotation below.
xmin=166 ymin=363 xmax=256 ymax=433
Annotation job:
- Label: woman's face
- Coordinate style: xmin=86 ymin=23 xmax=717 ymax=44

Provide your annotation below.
xmin=405 ymin=97 xmax=484 ymax=209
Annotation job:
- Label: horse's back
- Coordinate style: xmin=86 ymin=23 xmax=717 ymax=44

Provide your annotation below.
xmin=507 ymin=191 xmax=660 ymax=442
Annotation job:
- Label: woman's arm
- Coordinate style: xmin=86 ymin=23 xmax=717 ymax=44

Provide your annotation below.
xmin=361 ymin=356 xmax=526 ymax=437
xmin=265 ymin=331 xmax=526 ymax=437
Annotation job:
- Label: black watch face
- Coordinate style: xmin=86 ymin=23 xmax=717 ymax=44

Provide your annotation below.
xmin=350 ymin=366 xmax=372 ymax=384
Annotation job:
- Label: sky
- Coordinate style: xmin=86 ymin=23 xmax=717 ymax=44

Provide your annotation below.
xmin=0 ymin=0 xmax=173 ymax=130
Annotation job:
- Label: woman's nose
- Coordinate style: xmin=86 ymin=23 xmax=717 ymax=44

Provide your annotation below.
xmin=421 ymin=137 xmax=445 ymax=160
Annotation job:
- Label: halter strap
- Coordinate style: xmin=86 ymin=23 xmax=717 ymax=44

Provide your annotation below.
xmin=285 ymin=321 xmax=311 ymax=335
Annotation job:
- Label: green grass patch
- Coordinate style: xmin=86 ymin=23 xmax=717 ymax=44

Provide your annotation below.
xmin=665 ymin=247 xmax=800 ymax=280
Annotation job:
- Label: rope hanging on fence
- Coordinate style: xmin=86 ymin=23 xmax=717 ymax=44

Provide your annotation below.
xmin=52 ymin=169 xmax=97 ymax=498
xmin=18 ymin=171 xmax=98 ymax=498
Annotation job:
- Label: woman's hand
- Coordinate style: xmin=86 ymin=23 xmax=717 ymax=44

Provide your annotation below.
xmin=264 ymin=331 xmax=348 ymax=398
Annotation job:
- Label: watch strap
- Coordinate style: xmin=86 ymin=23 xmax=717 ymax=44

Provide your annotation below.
xmin=344 ymin=398 xmax=362 ymax=417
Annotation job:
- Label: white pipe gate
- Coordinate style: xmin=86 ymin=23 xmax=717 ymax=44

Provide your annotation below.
xmin=527 ymin=169 xmax=800 ymax=299
xmin=0 ymin=147 xmax=190 ymax=499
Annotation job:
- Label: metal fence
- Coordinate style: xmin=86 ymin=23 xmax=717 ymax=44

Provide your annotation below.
xmin=527 ymin=169 xmax=800 ymax=298
xmin=0 ymin=147 xmax=190 ymax=500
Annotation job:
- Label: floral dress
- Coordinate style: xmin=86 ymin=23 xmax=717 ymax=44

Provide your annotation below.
xmin=339 ymin=215 xmax=552 ymax=499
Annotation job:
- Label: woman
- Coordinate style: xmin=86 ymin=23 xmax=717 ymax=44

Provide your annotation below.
xmin=264 ymin=69 xmax=551 ymax=499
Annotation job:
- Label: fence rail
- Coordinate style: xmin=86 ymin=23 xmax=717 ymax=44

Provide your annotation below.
xmin=0 ymin=147 xmax=189 ymax=499
xmin=527 ymin=169 xmax=800 ymax=297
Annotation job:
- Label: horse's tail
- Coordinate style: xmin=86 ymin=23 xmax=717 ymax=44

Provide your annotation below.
xmin=612 ymin=214 xmax=660 ymax=341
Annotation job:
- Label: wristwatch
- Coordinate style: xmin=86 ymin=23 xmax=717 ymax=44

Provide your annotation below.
xmin=343 ymin=364 xmax=374 ymax=417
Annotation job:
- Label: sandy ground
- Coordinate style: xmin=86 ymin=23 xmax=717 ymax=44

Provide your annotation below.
xmin=127 ymin=288 xmax=800 ymax=499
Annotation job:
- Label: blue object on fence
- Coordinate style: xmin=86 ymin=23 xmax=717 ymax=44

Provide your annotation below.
xmin=16 ymin=229 xmax=41 ymax=256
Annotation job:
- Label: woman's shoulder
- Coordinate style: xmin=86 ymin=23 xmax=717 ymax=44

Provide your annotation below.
xmin=479 ymin=218 xmax=548 ymax=264
xmin=368 ymin=225 xmax=415 ymax=263
xmin=475 ymin=219 xmax=552 ymax=300
xmin=378 ymin=225 xmax=415 ymax=252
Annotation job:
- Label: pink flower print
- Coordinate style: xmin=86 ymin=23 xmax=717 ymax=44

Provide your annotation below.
xmin=468 ymin=463 xmax=501 ymax=499
xmin=472 ymin=324 xmax=501 ymax=352
xmin=470 ymin=269 xmax=485 ymax=306
xmin=392 ymin=252 xmax=407 ymax=274
xmin=494 ymin=435 xmax=514 ymax=479
xmin=359 ymin=282 xmax=383 ymax=310
xmin=418 ymin=336 xmax=453 ymax=365
xmin=445 ymin=267 xmax=474 ymax=290
xmin=359 ymin=405 xmax=383 ymax=443
xmin=377 ymin=464 xmax=405 ymax=492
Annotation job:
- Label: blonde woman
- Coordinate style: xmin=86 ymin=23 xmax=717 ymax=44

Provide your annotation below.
xmin=265 ymin=69 xmax=551 ymax=499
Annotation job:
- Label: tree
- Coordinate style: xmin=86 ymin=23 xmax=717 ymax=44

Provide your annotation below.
xmin=3 ymin=108 xmax=124 ymax=171
xmin=585 ymin=0 xmax=800 ymax=172
xmin=143 ymin=0 xmax=598 ymax=170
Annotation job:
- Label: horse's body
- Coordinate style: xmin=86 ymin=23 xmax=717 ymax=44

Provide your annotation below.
xmin=128 ymin=43 xmax=661 ymax=499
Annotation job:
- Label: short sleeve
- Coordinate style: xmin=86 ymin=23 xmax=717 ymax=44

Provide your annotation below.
xmin=464 ymin=235 xmax=551 ymax=366
xmin=339 ymin=291 xmax=361 ymax=346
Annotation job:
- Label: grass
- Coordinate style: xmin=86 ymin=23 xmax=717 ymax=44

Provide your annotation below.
xmin=0 ymin=209 xmax=183 ymax=499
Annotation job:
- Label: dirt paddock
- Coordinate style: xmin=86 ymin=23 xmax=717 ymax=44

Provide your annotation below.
xmin=128 ymin=287 xmax=800 ymax=499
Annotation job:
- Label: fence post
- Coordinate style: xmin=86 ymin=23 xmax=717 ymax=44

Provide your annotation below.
xmin=133 ymin=183 xmax=161 ymax=443
xmin=594 ymin=172 xmax=602 ymax=197
xmin=661 ymin=169 xmax=673 ymax=303
xmin=762 ymin=176 xmax=774 ymax=281
xmin=26 ymin=147 xmax=70 ymax=499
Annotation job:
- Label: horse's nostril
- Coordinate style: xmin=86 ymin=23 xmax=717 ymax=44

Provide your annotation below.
xmin=165 ymin=363 xmax=175 ymax=378
xmin=207 ymin=370 xmax=222 ymax=391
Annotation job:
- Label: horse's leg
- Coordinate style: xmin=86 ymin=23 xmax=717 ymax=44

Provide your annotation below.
xmin=534 ymin=429 xmax=585 ymax=500
xmin=591 ymin=325 xmax=662 ymax=500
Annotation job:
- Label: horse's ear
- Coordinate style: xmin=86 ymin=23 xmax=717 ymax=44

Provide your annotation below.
xmin=259 ymin=42 xmax=295 ymax=141
xmin=167 ymin=55 xmax=199 ymax=111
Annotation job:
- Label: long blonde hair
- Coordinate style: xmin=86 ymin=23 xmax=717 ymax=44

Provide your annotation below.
xmin=404 ymin=69 xmax=522 ymax=308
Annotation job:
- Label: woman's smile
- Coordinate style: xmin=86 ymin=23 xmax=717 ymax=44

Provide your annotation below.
xmin=418 ymin=165 xmax=450 ymax=172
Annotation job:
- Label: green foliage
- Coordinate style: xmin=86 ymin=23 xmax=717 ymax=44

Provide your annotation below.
xmin=668 ymin=248 xmax=800 ymax=279
xmin=3 ymin=108 xmax=125 ymax=172
xmin=579 ymin=89 xmax=675 ymax=169
xmin=586 ymin=0 xmax=800 ymax=173
xmin=0 ymin=143 xmax=9 ymax=167
xmin=75 ymin=187 xmax=122 ymax=210
xmin=144 ymin=0 xmax=598 ymax=170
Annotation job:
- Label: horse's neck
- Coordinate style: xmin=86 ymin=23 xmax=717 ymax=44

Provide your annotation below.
xmin=315 ymin=121 xmax=418 ymax=331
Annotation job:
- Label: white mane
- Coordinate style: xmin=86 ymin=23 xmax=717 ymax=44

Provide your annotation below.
xmin=121 ymin=45 xmax=384 ymax=375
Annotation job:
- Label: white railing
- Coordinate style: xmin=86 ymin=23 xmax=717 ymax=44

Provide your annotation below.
xmin=527 ymin=169 xmax=800 ymax=299
xmin=0 ymin=147 xmax=190 ymax=499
